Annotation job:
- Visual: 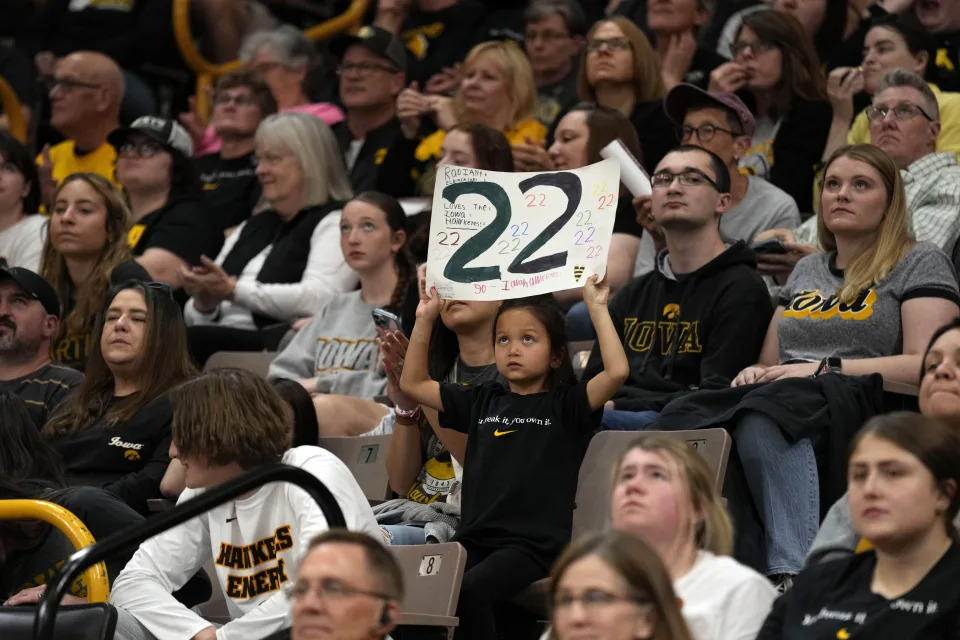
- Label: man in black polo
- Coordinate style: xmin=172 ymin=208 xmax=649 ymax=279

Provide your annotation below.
xmin=0 ymin=267 xmax=82 ymax=427
xmin=331 ymin=26 xmax=407 ymax=194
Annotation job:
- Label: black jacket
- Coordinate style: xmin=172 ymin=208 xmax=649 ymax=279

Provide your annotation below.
xmin=584 ymin=241 xmax=772 ymax=412
xmin=334 ymin=118 xmax=404 ymax=195
xmin=649 ymin=373 xmax=886 ymax=513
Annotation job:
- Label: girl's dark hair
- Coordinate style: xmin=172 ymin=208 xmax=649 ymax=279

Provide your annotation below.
xmin=567 ymin=102 xmax=644 ymax=168
xmin=428 ymin=319 xmax=462 ymax=381
xmin=43 ymin=281 xmax=197 ymax=436
xmin=740 ymin=10 xmax=827 ymax=118
xmin=0 ymin=477 xmax=72 ymax=549
xmin=0 ymin=392 xmax=66 ymax=485
xmin=850 ymin=412 xmax=960 ymax=540
xmin=0 ymin=132 xmax=41 ymax=213
xmin=167 ymin=148 xmax=203 ymax=201
xmin=494 ymin=295 xmax=574 ymax=388
xmin=349 ymin=191 xmax=415 ymax=318
xmin=919 ymin=317 xmax=960 ymax=383
xmin=271 ymin=377 xmax=319 ymax=447
xmin=449 ymin=123 xmax=515 ymax=172
xmin=868 ymin=13 xmax=938 ymax=80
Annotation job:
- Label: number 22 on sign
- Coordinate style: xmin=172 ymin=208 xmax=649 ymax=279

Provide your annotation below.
xmin=426 ymin=158 xmax=620 ymax=300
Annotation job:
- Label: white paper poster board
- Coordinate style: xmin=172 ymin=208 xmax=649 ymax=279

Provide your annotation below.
xmin=426 ymin=159 xmax=621 ymax=300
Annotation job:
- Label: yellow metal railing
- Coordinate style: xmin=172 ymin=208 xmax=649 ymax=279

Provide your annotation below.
xmin=172 ymin=0 xmax=371 ymax=119
xmin=0 ymin=499 xmax=110 ymax=602
xmin=0 ymin=76 xmax=27 ymax=143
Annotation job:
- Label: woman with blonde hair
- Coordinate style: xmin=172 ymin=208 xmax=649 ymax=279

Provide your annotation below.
xmin=549 ymin=530 xmax=692 ymax=640
xmin=182 ymin=112 xmax=355 ymax=365
xmin=726 ymin=143 xmax=959 ymax=584
xmin=609 ymin=436 xmax=776 ymax=640
xmin=40 ymin=173 xmax=149 ymax=371
xmin=379 ymin=40 xmax=545 ymax=196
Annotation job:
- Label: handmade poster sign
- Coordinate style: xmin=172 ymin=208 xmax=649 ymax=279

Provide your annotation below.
xmin=426 ymin=158 xmax=620 ymax=300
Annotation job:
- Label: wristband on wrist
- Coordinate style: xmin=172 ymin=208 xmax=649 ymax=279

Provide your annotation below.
xmin=394 ymin=405 xmax=421 ymax=421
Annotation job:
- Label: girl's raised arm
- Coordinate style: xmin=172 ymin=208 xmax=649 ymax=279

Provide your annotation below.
xmin=583 ymin=275 xmax=629 ymax=411
xmin=399 ymin=287 xmax=445 ymax=411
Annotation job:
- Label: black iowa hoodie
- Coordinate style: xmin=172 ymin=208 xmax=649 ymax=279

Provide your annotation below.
xmin=584 ymin=241 xmax=772 ymax=412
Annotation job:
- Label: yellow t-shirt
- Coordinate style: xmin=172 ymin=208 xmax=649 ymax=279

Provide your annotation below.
xmin=847 ymin=83 xmax=960 ymax=160
xmin=36 ymin=140 xmax=118 ymax=187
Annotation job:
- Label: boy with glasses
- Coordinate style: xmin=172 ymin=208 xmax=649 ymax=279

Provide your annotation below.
xmin=524 ymin=0 xmax=586 ymax=127
xmin=634 ymin=83 xmax=800 ymax=276
xmin=583 ymin=145 xmax=772 ymax=431
xmin=193 ymin=71 xmax=278 ymax=240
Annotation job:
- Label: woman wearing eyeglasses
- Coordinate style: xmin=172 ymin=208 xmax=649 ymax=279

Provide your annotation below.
xmin=40 ymin=173 xmax=150 ymax=371
xmin=111 ymin=117 xmax=220 ymax=297
xmin=181 ymin=25 xmax=345 ymax=157
xmin=710 ymin=9 xmax=831 ymax=213
xmin=821 ymin=13 xmax=960 ymax=162
xmin=549 ymin=530 xmax=692 ymax=640
xmin=574 ymin=17 xmax=673 ymax=173
xmin=42 ymin=281 xmax=196 ymax=515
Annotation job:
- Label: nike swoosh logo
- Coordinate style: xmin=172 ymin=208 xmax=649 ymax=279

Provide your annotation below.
xmin=493 ymin=428 xmax=517 ymax=436
xmin=226 ymin=517 xmax=238 ymax=523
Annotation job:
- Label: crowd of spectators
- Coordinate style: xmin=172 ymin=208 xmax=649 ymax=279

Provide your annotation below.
xmin=5 ymin=0 xmax=960 ymax=639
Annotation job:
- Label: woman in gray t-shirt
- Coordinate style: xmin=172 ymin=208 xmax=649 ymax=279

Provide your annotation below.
xmin=728 ymin=145 xmax=960 ymax=581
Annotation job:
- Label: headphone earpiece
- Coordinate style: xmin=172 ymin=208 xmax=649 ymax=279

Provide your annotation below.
xmin=380 ymin=604 xmax=392 ymax=628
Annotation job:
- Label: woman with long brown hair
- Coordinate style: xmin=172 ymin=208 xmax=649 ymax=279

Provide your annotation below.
xmin=710 ymin=9 xmax=831 ymax=212
xmin=576 ymin=16 xmax=672 ymax=172
xmin=40 ymin=173 xmax=149 ymax=370
xmin=550 ymin=530 xmax=692 ymax=640
xmin=43 ymin=280 xmax=196 ymax=514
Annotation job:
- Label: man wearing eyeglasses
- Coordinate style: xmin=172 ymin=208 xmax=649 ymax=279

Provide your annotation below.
xmin=583 ymin=145 xmax=772 ymax=431
xmin=524 ymin=0 xmax=585 ymax=127
xmin=34 ymin=51 xmax=123 ymax=209
xmin=634 ymin=83 xmax=801 ymax=276
xmin=330 ymin=26 xmax=407 ymax=194
xmin=759 ymin=68 xmax=960 ymax=283
xmin=194 ymin=70 xmax=278 ymax=242
xmin=266 ymin=530 xmax=403 ymax=640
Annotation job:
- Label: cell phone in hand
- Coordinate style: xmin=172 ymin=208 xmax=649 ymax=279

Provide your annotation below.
xmin=372 ymin=308 xmax=402 ymax=332
xmin=750 ymin=238 xmax=787 ymax=255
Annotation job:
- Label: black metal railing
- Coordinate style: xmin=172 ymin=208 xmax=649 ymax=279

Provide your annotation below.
xmin=34 ymin=464 xmax=346 ymax=640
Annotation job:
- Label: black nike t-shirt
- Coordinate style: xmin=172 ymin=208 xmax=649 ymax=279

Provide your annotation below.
xmin=194 ymin=152 xmax=261 ymax=236
xmin=129 ymin=196 xmax=219 ymax=268
xmin=438 ymin=380 xmax=601 ymax=567
xmin=759 ymin=544 xmax=960 ymax=639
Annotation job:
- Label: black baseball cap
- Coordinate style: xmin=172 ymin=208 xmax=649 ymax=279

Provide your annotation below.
xmin=0 ymin=267 xmax=61 ymax=318
xmin=331 ymin=25 xmax=408 ymax=74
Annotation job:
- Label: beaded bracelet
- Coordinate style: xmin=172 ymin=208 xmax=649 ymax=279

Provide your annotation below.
xmin=394 ymin=405 xmax=421 ymax=421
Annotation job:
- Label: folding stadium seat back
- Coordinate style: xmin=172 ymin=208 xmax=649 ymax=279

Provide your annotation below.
xmin=390 ymin=542 xmax=466 ymax=636
xmin=203 ymin=351 xmax=278 ymax=377
xmin=318 ymin=434 xmax=393 ymax=503
xmin=571 ymin=429 xmax=731 ymax=538
xmin=568 ymin=340 xmax=595 ymax=381
xmin=1 ymin=603 xmax=117 ymax=640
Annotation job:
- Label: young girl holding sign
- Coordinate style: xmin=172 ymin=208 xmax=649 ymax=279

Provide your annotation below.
xmin=400 ymin=275 xmax=628 ymax=640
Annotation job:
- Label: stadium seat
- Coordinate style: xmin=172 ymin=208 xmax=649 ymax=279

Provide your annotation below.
xmin=390 ymin=542 xmax=466 ymax=640
xmin=318 ymin=434 xmax=393 ymax=503
xmin=568 ymin=340 xmax=595 ymax=380
xmin=2 ymin=603 xmax=117 ymax=640
xmin=202 ymin=351 xmax=277 ymax=377
xmin=513 ymin=429 xmax=732 ymax=616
